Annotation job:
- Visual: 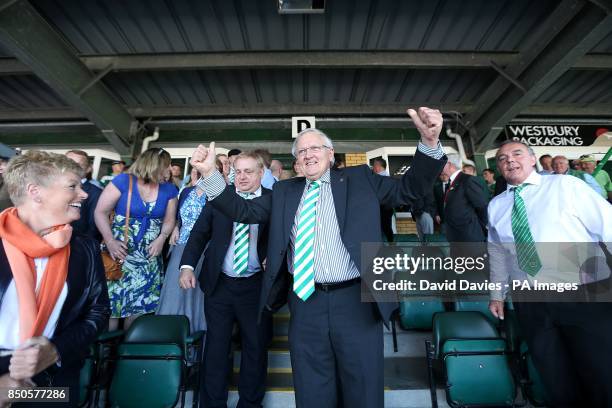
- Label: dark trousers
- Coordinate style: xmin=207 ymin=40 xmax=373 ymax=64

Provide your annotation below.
xmin=515 ymin=302 xmax=612 ymax=408
xmin=201 ymin=273 xmax=270 ymax=408
xmin=288 ymin=281 xmax=383 ymax=408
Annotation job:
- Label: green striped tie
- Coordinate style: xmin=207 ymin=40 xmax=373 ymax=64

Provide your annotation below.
xmin=511 ymin=184 xmax=542 ymax=276
xmin=293 ymin=180 xmax=321 ymax=301
xmin=233 ymin=192 xmax=252 ymax=275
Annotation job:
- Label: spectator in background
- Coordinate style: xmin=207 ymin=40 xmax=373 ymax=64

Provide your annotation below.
xmin=372 ymin=158 xmax=394 ymax=242
xmin=580 ymin=154 xmax=612 ymax=201
xmin=440 ymin=154 xmax=488 ymax=243
xmin=95 ymin=148 xmax=178 ymax=331
xmin=333 ymin=154 xmax=346 ymax=170
xmin=538 ymin=154 xmax=553 ymax=174
xmin=571 ymin=159 xmax=582 ymax=171
xmin=462 ymin=164 xmax=476 ymax=176
xmin=100 ymin=160 xmax=126 ymax=187
xmin=65 ymin=150 xmax=103 ymax=243
xmin=292 ymin=159 xmax=304 ymax=177
xmin=552 ymin=155 xmax=604 ymax=196
xmin=157 ymin=167 xmax=207 ymax=333
xmin=216 ymin=154 xmax=231 ymax=184
xmin=0 ymin=146 xmax=17 ymax=211
xmin=253 ymin=149 xmax=276 ymax=189
xmin=433 ymin=173 xmax=449 ymax=230
xmin=227 ymin=149 xmax=241 ymax=184
xmin=411 ymin=191 xmax=436 ymax=241
xmin=270 ymin=159 xmax=284 ymax=181
xmin=372 ymin=157 xmax=390 ymax=176
xmin=171 ymin=164 xmax=184 ymax=189
xmin=0 ymin=151 xmax=109 ymax=405
xmin=482 ymin=168 xmax=496 ymax=199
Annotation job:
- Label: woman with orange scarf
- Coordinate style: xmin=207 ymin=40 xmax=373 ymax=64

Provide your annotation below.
xmin=0 ymin=151 xmax=109 ymax=407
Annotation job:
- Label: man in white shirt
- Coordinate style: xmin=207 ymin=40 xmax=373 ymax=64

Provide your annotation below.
xmin=487 ymin=141 xmax=612 ymax=407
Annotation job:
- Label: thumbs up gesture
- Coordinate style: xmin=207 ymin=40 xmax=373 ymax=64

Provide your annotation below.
xmin=407 ymin=107 xmax=443 ymax=148
xmin=190 ymin=142 xmax=218 ymax=178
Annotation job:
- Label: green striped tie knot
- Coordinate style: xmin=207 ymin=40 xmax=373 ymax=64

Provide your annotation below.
xmin=511 ymin=184 xmax=542 ymax=276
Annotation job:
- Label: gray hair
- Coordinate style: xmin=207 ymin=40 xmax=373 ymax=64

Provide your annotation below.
xmin=446 ymin=153 xmax=463 ymax=169
xmin=292 ymin=128 xmax=335 ymax=161
xmin=496 ymin=140 xmax=536 ymax=159
xmin=4 ymin=150 xmax=84 ymax=206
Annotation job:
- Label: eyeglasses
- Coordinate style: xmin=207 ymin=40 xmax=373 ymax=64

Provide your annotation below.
xmin=158 ymin=148 xmax=167 ymax=156
xmin=296 ymin=145 xmax=330 ymax=158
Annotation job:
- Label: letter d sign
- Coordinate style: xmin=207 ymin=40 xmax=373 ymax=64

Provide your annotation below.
xmin=292 ymin=116 xmax=316 ymax=138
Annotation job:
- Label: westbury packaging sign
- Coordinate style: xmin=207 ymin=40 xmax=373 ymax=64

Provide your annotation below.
xmin=505 ymin=125 xmax=611 ymax=146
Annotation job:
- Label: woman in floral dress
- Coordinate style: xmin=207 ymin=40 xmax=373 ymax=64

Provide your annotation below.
xmin=95 ymin=148 xmax=178 ymax=330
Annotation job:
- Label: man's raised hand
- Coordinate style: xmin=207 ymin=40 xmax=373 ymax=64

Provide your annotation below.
xmin=190 ymin=142 xmax=217 ymax=178
xmin=407 ymin=107 xmax=443 ymax=148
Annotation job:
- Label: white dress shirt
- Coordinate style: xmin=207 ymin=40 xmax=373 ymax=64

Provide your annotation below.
xmin=0 ymin=258 xmax=68 ymax=348
xmin=488 ymin=171 xmax=612 ymax=300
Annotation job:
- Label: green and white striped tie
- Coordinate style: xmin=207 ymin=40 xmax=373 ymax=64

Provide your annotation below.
xmin=293 ymin=180 xmax=321 ymax=301
xmin=511 ymin=184 xmax=542 ymax=276
xmin=233 ymin=192 xmax=252 ymax=275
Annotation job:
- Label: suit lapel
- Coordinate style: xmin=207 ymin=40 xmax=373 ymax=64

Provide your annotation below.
xmin=284 ymin=180 xmax=305 ymax=241
xmin=331 ymin=170 xmax=347 ymax=232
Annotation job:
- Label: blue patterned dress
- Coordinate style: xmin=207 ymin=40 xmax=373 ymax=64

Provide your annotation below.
xmin=108 ymin=174 xmax=178 ymax=318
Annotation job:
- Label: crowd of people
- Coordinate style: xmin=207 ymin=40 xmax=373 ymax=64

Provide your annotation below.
xmin=0 ymin=113 xmax=610 ymax=406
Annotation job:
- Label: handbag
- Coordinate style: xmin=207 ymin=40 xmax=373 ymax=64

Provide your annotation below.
xmin=102 ymin=175 xmax=133 ymax=281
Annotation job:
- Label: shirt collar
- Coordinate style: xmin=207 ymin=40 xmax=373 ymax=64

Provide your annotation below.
xmin=506 ymin=170 xmax=541 ymax=191
xmin=236 ymin=186 xmax=262 ymax=197
xmin=81 ymin=178 xmax=87 ymax=184
xmin=449 ymin=170 xmax=462 ymax=183
xmin=307 ymin=169 xmax=331 ymax=186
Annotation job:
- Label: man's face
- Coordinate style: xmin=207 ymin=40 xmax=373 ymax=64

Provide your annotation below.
xmin=217 ymin=155 xmax=230 ymax=176
xmin=171 ymin=165 xmax=182 ymax=177
xmin=482 ymin=171 xmax=495 ymax=184
xmin=65 ymin=152 xmax=90 ymax=174
xmin=234 ymin=157 xmax=263 ymax=193
xmin=496 ymin=143 xmax=536 ymax=185
xmin=372 ymin=162 xmax=383 ymax=174
xmin=0 ymin=159 xmax=8 ymax=175
xmin=552 ymin=158 xmax=568 ymax=174
xmin=539 ymin=156 xmax=552 ymax=170
xmin=581 ymin=161 xmax=596 ymax=174
xmin=295 ymin=132 xmax=334 ymax=181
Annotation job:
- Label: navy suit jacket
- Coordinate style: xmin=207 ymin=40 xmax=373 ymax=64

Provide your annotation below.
xmin=71 ymin=181 xmax=102 ymax=242
xmin=180 ymin=186 xmax=271 ymax=297
xmin=207 ymin=150 xmax=446 ymax=323
xmin=443 ymin=172 xmax=488 ymax=242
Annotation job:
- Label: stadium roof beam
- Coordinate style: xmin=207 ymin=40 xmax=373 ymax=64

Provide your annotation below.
xmin=467 ymin=0 xmax=612 ymax=153
xmin=0 ymin=0 xmax=135 ymax=155
xmin=0 ymin=51 xmax=611 ymax=75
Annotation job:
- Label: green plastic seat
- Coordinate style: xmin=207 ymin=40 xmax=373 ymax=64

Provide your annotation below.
xmin=427 ymin=312 xmax=516 ymax=407
xmin=423 ymin=233 xmax=447 ymax=243
xmin=443 ymin=339 xmax=516 ymax=407
xmin=399 ymin=300 xmax=445 ymax=330
xmin=108 ymin=315 xmax=204 ymax=408
xmin=454 ymin=300 xmax=497 ymax=324
xmin=394 ymin=233 xmax=421 ymax=243
xmin=432 ymin=311 xmax=499 ymax=359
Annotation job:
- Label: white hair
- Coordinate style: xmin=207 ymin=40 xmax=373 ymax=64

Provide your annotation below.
xmin=446 ymin=153 xmax=462 ymax=169
xmin=292 ymin=128 xmax=334 ymax=162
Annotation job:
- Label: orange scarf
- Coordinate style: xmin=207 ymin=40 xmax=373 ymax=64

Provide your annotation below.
xmin=0 ymin=208 xmax=71 ymax=342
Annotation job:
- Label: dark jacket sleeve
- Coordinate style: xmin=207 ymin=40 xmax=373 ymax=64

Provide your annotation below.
xmin=180 ymin=201 xmax=214 ymax=268
xmin=85 ymin=184 xmax=102 ymax=241
xmin=464 ymin=176 xmax=489 ymax=232
xmin=209 ymin=185 xmax=273 ymax=225
xmin=365 ymin=150 xmax=446 ymax=209
xmin=50 ymin=239 xmax=110 ymax=369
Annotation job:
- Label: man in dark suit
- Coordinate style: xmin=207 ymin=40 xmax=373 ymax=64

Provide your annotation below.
xmin=65 ymin=150 xmax=103 ymax=242
xmin=440 ymin=154 xmax=488 ymax=243
xmin=190 ymin=108 xmax=446 ymax=407
xmin=179 ymin=152 xmax=272 ymax=408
